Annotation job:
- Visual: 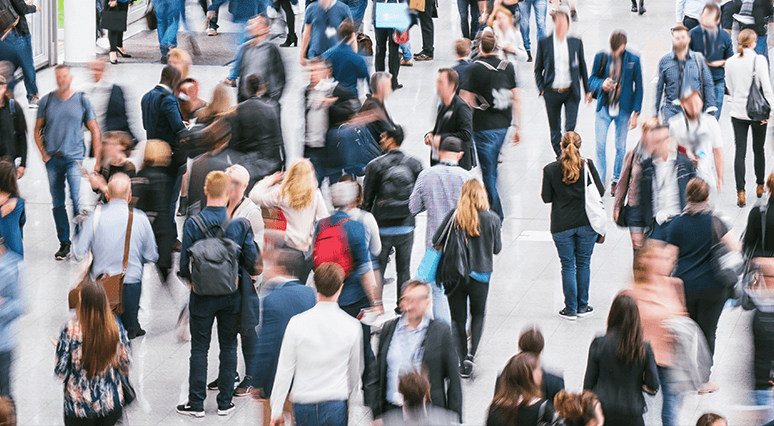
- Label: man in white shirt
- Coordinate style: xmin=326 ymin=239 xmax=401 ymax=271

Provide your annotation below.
xmin=270 ymin=263 xmax=363 ymax=426
xmin=676 ymin=0 xmax=708 ymax=28
xmin=669 ymin=89 xmax=724 ymax=198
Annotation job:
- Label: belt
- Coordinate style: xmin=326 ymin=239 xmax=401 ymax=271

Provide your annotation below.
xmin=551 ymin=86 xmax=571 ymax=93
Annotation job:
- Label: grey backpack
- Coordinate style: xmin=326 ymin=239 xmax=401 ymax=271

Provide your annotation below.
xmin=187 ymin=215 xmax=241 ymax=296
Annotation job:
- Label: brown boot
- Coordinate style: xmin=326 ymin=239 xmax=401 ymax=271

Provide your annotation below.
xmin=757 ymin=184 xmax=765 ymax=198
xmin=737 ymin=190 xmax=746 ymax=208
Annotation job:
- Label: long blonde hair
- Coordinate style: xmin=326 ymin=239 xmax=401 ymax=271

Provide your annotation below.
xmin=456 ymin=179 xmax=489 ymax=237
xmin=281 ymin=160 xmax=316 ymax=210
xmin=77 ymin=284 xmax=120 ymax=378
xmin=196 ymin=84 xmax=233 ymax=123
xmin=560 ymin=132 xmax=583 ymax=184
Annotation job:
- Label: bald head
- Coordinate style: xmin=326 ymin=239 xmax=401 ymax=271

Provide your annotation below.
xmin=107 ymin=173 xmax=131 ymax=201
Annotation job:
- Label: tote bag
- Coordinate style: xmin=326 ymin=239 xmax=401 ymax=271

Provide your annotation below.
xmin=415 ymin=211 xmax=456 ymax=283
xmin=584 ymin=160 xmax=607 ymax=241
xmin=374 ymin=2 xmax=410 ymax=32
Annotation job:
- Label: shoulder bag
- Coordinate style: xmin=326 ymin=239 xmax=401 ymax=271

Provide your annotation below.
xmin=583 ymin=159 xmax=607 ymax=243
xmin=67 ymin=206 xmax=134 ymax=314
xmin=415 ymin=211 xmax=456 ymax=283
xmin=436 ymin=211 xmax=470 ymax=296
xmin=746 ymin=54 xmax=771 ymax=121
xmin=615 ymin=152 xmax=636 ymax=228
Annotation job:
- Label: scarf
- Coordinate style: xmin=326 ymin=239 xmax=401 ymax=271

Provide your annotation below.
xmin=608 ymin=54 xmax=623 ymax=107
xmin=683 ymin=201 xmax=713 ymax=215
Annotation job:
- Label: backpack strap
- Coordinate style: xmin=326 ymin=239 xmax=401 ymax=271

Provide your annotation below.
xmin=192 ymin=215 xmax=214 ymax=239
xmin=215 ymin=217 xmax=232 ymax=238
xmin=761 ymin=203 xmax=768 ymax=248
xmin=121 ymin=208 xmax=134 ymax=275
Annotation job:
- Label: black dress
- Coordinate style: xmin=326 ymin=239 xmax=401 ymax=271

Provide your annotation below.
xmin=132 ymin=166 xmax=173 ymax=279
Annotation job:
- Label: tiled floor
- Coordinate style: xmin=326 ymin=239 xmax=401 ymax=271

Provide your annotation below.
xmin=7 ymin=0 xmax=773 ymax=424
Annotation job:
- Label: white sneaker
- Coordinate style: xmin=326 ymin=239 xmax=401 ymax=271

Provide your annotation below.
xmin=207 ymin=28 xmax=217 ymax=36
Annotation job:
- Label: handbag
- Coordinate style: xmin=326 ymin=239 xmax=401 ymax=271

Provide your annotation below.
xmin=583 ymin=159 xmax=607 ymax=243
xmin=415 ymin=213 xmax=455 ymax=283
xmin=746 ymin=55 xmax=771 ymax=122
xmin=121 ymin=375 xmax=136 ymax=406
xmin=710 ymin=215 xmax=744 ymax=290
xmin=68 ymin=207 xmax=134 ymax=314
xmin=100 ymin=9 xmax=127 ymax=32
xmin=374 ymin=2 xmax=411 ymax=32
xmin=615 ymin=152 xmax=636 ymax=228
xmin=145 ymin=2 xmax=157 ymax=30
xmin=436 ymin=211 xmax=470 ymax=296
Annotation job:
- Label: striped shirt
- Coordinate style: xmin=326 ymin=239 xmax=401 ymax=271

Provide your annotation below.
xmin=409 ymin=162 xmax=472 ymax=248
xmin=655 ymin=50 xmax=716 ymax=122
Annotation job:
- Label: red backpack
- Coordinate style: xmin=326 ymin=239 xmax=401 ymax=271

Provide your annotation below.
xmin=313 ymin=217 xmax=353 ymax=277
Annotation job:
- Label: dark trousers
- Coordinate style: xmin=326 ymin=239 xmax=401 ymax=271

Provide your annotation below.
xmin=188 ymin=291 xmax=241 ymax=410
xmin=120 ymin=282 xmax=142 ymax=335
xmin=685 ymin=288 xmax=727 ymax=357
xmin=108 ymin=30 xmax=124 ymax=52
xmin=601 ymin=412 xmax=645 ymax=426
xmin=64 ymin=409 xmax=122 ymax=426
xmin=416 ymin=5 xmax=434 ymax=56
xmin=544 ymin=89 xmax=579 ymax=157
xmin=0 ymin=351 xmax=10 ymax=397
xmin=377 ymin=231 xmax=414 ymax=303
xmin=732 ymin=117 xmax=766 ymax=191
xmin=457 ymin=0 xmax=479 ymax=39
xmin=306 ymin=146 xmax=342 ymax=189
xmin=683 ymin=16 xmax=699 ymax=29
xmin=240 ymin=325 xmax=259 ymax=386
xmin=374 ymin=28 xmax=400 ymax=87
xmin=277 ymin=0 xmax=296 ymax=35
xmin=293 ymin=400 xmax=348 ymax=426
xmin=448 ymin=276 xmax=489 ymax=361
xmin=341 ymin=298 xmax=375 ymax=385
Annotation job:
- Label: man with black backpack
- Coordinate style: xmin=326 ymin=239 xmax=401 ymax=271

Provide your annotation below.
xmin=363 ymin=125 xmax=423 ymax=310
xmin=177 ymin=171 xmax=259 ymax=418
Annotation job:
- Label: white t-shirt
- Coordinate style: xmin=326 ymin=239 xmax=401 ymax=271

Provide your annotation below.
xmin=668 ymin=113 xmax=723 ymax=187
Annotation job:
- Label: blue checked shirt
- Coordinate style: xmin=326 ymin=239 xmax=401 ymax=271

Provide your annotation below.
xmin=655 ymin=50 xmax=716 ymax=122
xmin=409 ymin=162 xmax=472 ymax=248
xmin=385 ymin=315 xmax=430 ymax=406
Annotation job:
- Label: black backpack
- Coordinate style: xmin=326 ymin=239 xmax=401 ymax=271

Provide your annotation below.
xmin=375 ymin=156 xmax=416 ymax=222
xmin=187 ymin=216 xmax=241 ymax=296
xmin=0 ymin=0 xmax=18 ymax=40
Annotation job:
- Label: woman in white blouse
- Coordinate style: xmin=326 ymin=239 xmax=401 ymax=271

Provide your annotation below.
xmin=725 ymin=29 xmax=774 ymax=207
xmin=249 ymin=159 xmax=329 ymax=283
xmin=487 ymin=7 xmax=527 ymax=77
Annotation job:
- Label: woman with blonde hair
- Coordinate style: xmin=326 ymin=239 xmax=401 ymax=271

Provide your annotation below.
xmin=725 ymin=28 xmax=774 ymax=207
xmin=250 ymin=159 xmax=328 ymax=282
xmin=55 ymin=283 xmax=131 ymax=425
xmin=541 ymin=131 xmax=604 ymax=320
xmin=432 ymin=178 xmax=502 ymax=378
xmin=487 ymin=6 xmax=527 ymax=72
xmin=167 ymin=48 xmax=192 ymax=80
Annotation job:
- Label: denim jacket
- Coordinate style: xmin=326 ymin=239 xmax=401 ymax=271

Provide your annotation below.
xmin=630 ymin=154 xmax=695 ymax=231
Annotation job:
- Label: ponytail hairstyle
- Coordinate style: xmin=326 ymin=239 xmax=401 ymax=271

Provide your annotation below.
xmin=738 ymin=29 xmax=757 ymax=57
xmin=560 ymin=132 xmax=583 ymax=184
xmin=606 ymin=292 xmax=646 ymax=365
xmin=456 ymin=179 xmax=489 ymax=237
xmin=77 ymin=283 xmax=120 ymax=378
xmin=553 ymin=390 xmax=600 ymax=426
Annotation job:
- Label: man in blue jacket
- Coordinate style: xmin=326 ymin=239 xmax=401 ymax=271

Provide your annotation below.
xmin=253 ymin=249 xmax=316 ymax=399
xmin=630 ymin=125 xmax=695 ymax=247
xmin=689 ymin=3 xmax=734 ymax=120
xmin=589 ymin=30 xmax=643 ymax=195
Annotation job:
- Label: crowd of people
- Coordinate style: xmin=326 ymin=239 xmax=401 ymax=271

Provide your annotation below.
xmin=1 ymin=0 xmax=774 ymax=424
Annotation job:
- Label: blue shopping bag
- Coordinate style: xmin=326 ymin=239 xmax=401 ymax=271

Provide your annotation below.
xmin=415 ymin=247 xmax=442 ymax=283
xmin=375 ymin=2 xmax=411 ymax=32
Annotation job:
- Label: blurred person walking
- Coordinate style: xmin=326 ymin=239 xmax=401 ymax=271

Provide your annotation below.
xmin=725 ymin=29 xmax=774 ymax=207
xmin=55 ymin=283 xmax=131 ymax=426
xmin=0 ymin=161 xmax=24 ymax=258
xmin=583 ymin=293 xmax=659 ymax=426
xmin=0 ymin=225 xmax=22 ymax=400
xmin=541 ymin=132 xmax=603 ymax=321
xmin=426 ymin=68 xmax=474 ymax=170
xmin=688 ymin=4 xmax=733 ymax=119
xmin=553 ymin=390 xmax=605 ymax=426
xmin=250 ymin=160 xmax=329 ymax=284
xmin=7 ymin=0 xmax=40 ymax=106
xmin=378 ymin=372 xmax=459 ymax=426
xmin=487 ymin=352 xmax=555 ymax=426
xmin=0 ymin=76 xmax=27 ymax=179
xmin=494 ymin=327 xmax=566 ymax=402
xmin=433 ymin=179 xmax=501 ymax=378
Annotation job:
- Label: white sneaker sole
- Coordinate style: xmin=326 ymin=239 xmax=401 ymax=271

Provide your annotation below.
xmin=558 ymin=312 xmax=577 ymax=321
xmin=176 ymin=408 xmax=205 ymax=418
xmin=218 ymin=407 xmax=236 ymax=416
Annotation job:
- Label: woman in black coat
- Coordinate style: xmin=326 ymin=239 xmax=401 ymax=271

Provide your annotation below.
xmin=101 ymin=0 xmax=132 ymax=64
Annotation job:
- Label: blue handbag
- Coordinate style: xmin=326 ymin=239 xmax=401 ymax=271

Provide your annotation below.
xmin=415 ymin=247 xmax=442 ymax=283
xmin=375 ymin=2 xmax=411 ymax=32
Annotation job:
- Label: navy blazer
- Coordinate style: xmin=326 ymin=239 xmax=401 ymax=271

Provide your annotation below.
xmin=588 ymin=50 xmax=644 ymax=116
xmin=105 ymin=84 xmax=135 ymax=143
xmin=630 ymin=155 xmax=695 ymax=231
xmin=534 ymin=34 xmax=590 ymax=101
xmin=253 ymin=279 xmax=316 ymax=397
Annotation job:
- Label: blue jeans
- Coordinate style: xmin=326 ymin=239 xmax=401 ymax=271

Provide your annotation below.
xmin=518 ymin=0 xmax=546 ymax=52
xmin=239 ymin=294 xmax=260 ymax=386
xmin=713 ymin=80 xmax=724 ymax=119
xmin=45 ymin=156 xmax=82 ymax=244
xmin=754 ymin=389 xmax=773 ymax=423
xmin=294 ymin=400 xmax=348 ymax=426
xmin=551 ymin=225 xmax=596 ymax=313
xmin=347 ymin=0 xmax=367 ymax=29
xmin=473 ymin=129 xmax=507 ymax=221
xmin=756 ymin=35 xmax=769 ymax=61
xmin=227 ymin=21 xmax=252 ymax=81
xmin=5 ymin=31 xmax=37 ymax=98
xmin=120 ymin=282 xmax=142 ymax=335
xmin=154 ymin=0 xmax=180 ymax=57
xmin=594 ymin=106 xmax=630 ymax=184
xmin=432 ymin=282 xmax=451 ymax=326
xmin=188 ymin=291 xmax=241 ymax=410
xmin=657 ymin=366 xmax=683 ymax=426
xmin=399 ymin=41 xmax=412 ymax=61
xmin=457 ymin=0 xmax=480 ymax=39
xmin=0 ymin=351 xmax=10 ymax=397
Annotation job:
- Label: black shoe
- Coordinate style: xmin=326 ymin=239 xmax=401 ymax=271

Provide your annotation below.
xmin=208 ymin=373 xmax=240 ymax=391
xmin=393 ymin=83 xmax=403 ymax=90
xmin=558 ymin=308 xmax=577 ymax=321
xmin=218 ymin=403 xmax=236 ymax=416
xmin=413 ymin=52 xmax=433 ymax=61
xmin=280 ymin=33 xmax=298 ymax=47
xmin=55 ymin=243 xmax=70 ymax=260
xmin=460 ymin=356 xmax=475 ymax=378
xmin=631 ymin=2 xmax=638 ymax=11
xmin=570 ymin=8 xmax=578 ymax=20
xmin=234 ymin=378 xmax=254 ymax=397
xmin=638 ymin=1 xmax=646 ymax=14
xmin=117 ymin=49 xmax=132 ymax=58
xmin=160 ymin=55 xmax=168 ymax=64
xmin=577 ymin=306 xmax=594 ymax=318
xmin=128 ymin=327 xmax=146 ymax=340
xmin=526 ymin=51 xmax=533 ymax=62
xmin=176 ymin=403 xmax=205 ymax=418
